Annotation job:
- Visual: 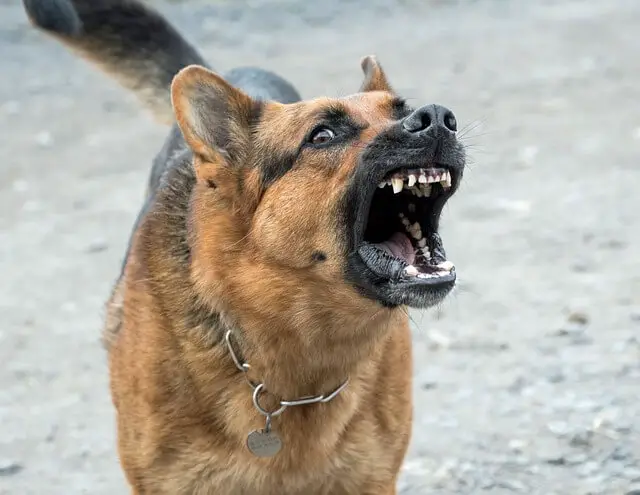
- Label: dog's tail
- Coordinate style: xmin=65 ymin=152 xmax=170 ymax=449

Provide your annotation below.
xmin=23 ymin=0 xmax=208 ymax=124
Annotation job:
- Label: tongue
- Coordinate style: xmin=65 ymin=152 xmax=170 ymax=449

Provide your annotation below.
xmin=374 ymin=232 xmax=415 ymax=265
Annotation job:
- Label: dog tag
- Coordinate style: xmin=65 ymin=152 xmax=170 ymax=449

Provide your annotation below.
xmin=246 ymin=429 xmax=282 ymax=457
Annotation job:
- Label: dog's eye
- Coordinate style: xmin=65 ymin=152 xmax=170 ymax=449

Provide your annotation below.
xmin=309 ymin=127 xmax=336 ymax=145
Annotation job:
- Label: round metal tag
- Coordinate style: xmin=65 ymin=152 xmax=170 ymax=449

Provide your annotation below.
xmin=246 ymin=429 xmax=282 ymax=458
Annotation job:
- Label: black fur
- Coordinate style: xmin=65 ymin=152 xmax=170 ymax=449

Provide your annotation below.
xmin=23 ymin=0 xmax=81 ymax=35
xmin=24 ymin=0 xmax=208 ymax=88
xmin=22 ymin=0 xmax=301 ymax=124
xmin=342 ymin=106 xmax=466 ymax=307
xmin=257 ymin=146 xmax=300 ymax=188
xmin=224 ymin=67 xmax=301 ymax=104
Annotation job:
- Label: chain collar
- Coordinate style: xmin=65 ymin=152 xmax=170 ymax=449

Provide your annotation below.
xmin=224 ymin=330 xmax=350 ymax=420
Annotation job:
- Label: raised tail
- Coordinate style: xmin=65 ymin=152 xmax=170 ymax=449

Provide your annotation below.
xmin=23 ymin=0 xmax=209 ymax=124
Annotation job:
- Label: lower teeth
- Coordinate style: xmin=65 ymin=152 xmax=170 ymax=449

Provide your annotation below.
xmin=404 ymin=265 xmax=419 ymax=276
xmin=437 ymin=260 xmax=454 ymax=271
xmin=416 ymin=270 xmax=450 ymax=279
xmin=397 ymin=206 xmax=452 ymax=278
xmin=403 ymin=260 xmax=454 ymax=278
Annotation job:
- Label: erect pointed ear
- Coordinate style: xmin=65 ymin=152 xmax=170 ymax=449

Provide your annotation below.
xmin=359 ymin=55 xmax=393 ymax=93
xmin=171 ymin=65 xmax=259 ymax=164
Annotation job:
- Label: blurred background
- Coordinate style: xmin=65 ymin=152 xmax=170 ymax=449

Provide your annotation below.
xmin=1 ymin=0 xmax=639 ymax=493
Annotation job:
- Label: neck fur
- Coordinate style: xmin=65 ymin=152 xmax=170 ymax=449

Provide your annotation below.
xmin=219 ymin=303 xmax=401 ymax=400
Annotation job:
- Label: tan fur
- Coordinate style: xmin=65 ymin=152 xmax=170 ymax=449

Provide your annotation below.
xmin=102 ymin=67 xmax=414 ymax=494
xmin=23 ymin=1 xmax=416 ymax=491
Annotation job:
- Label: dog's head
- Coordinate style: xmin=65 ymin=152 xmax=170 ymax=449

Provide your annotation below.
xmin=171 ymin=57 xmax=465 ymax=317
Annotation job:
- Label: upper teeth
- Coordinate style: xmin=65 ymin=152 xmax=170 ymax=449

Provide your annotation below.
xmin=379 ymin=168 xmax=452 ymax=195
xmin=391 ymin=177 xmax=403 ymax=194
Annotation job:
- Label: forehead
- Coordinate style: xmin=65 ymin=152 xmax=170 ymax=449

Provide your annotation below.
xmin=256 ymin=91 xmax=400 ymax=141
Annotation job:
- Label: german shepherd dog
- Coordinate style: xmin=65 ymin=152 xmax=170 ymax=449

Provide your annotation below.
xmin=24 ymin=0 xmax=466 ymax=493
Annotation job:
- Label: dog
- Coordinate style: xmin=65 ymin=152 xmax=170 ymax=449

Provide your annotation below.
xmin=23 ymin=1 xmax=466 ymax=493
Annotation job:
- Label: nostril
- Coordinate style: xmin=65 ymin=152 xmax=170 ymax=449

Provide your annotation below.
xmin=421 ymin=112 xmax=432 ymax=130
xmin=402 ymin=108 xmax=433 ymax=133
xmin=403 ymin=105 xmax=458 ymax=135
xmin=443 ymin=111 xmax=457 ymax=132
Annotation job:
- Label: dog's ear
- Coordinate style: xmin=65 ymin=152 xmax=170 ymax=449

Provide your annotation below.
xmin=171 ymin=65 xmax=258 ymax=164
xmin=359 ymin=55 xmax=392 ymax=93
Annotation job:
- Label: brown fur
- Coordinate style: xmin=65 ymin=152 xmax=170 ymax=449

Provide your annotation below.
xmin=24 ymin=2 xmax=423 ymax=493
xmin=106 ymin=72 xmax=413 ymax=493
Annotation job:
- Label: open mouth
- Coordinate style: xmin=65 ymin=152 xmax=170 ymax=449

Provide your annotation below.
xmin=355 ymin=166 xmax=457 ymax=301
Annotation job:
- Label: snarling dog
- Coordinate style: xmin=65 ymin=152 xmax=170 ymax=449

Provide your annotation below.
xmin=24 ymin=0 xmax=466 ymax=493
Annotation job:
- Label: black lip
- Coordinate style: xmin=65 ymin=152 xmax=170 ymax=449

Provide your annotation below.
xmin=347 ymin=245 xmax=457 ymax=308
xmin=343 ymin=124 xmax=465 ymax=308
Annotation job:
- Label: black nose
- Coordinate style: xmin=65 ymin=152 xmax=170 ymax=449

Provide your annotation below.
xmin=402 ymin=104 xmax=457 ymax=135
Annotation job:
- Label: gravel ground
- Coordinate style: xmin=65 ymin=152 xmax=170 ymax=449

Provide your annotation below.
xmin=1 ymin=0 xmax=639 ymax=493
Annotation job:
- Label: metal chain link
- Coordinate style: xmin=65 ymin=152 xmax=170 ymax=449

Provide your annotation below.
xmin=224 ymin=330 xmax=349 ymax=418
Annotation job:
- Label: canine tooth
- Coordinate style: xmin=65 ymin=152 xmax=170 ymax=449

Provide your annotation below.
xmin=408 ymin=203 xmax=416 ymax=213
xmin=404 ymin=265 xmax=419 ymax=276
xmin=418 ymin=238 xmax=427 ymax=248
xmin=418 ymin=173 xmax=428 ymax=184
xmin=444 ymin=171 xmax=452 ymax=188
xmin=391 ymin=178 xmax=403 ymax=194
xmin=407 ymin=174 xmax=417 ymax=187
